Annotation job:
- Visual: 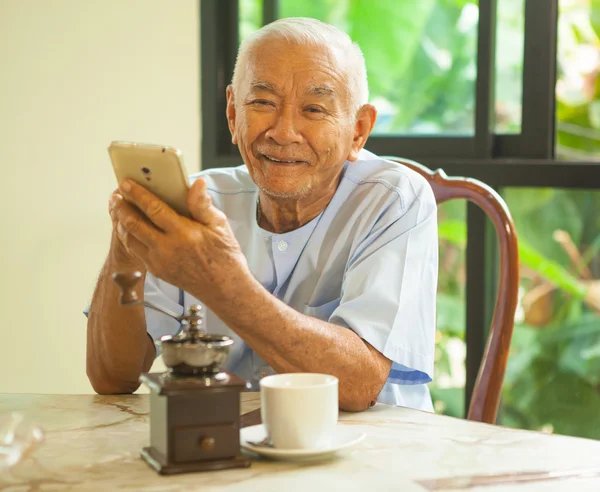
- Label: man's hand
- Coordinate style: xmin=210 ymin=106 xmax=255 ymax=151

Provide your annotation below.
xmin=112 ymin=178 xmax=251 ymax=309
xmin=108 ymin=189 xmax=146 ymax=270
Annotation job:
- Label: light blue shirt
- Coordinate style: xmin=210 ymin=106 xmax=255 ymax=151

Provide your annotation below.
xmin=138 ymin=149 xmax=438 ymax=411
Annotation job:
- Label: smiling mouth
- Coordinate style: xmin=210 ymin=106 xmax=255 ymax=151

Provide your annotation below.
xmin=261 ymin=154 xmax=307 ymax=164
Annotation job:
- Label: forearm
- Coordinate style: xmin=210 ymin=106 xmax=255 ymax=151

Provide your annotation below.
xmin=86 ymin=251 xmax=154 ymax=394
xmin=204 ymin=276 xmax=390 ymax=412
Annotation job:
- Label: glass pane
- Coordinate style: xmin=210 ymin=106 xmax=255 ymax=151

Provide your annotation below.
xmin=267 ymin=0 xmax=480 ymax=136
xmin=501 ymin=187 xmax=600 ymax=439
xmin=556 ymin=0 xmax=600 ymax=160
xmin=430 ymin=201 xmax=467 ymax=418
xmin=239 ymin=0 xmax=263 ymax=43
xmin=495 ymin=0 xmax=524 ymax=133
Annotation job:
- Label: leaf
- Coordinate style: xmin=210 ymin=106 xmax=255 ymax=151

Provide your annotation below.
xmin=519 ymin=239 xmax=587 ymax=298
xmin=539 ymin=313 xmax=600 ymax=343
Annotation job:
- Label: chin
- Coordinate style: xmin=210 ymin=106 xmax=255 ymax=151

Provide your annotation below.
xmin=260 ymin=184 xmax=311 ymax=200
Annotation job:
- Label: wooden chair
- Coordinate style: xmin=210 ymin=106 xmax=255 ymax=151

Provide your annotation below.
xmin=387 ymin=157 xmax=519 ymax=424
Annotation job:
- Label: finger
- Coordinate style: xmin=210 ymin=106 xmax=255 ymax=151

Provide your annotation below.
xmin=117 ymin=221 xmax=149 ymax=260
xmin=119 ymin=180 xmax=182 ymax=232
xmin=109 ymin=192 xmax=123 ymax=222
xmin=110 ymin=191 xmax=144 ymax=224
xmin=187 ymin=178 xmax=225 ymax=225
xmin=117 ymin=202 xmax=161 ymax=248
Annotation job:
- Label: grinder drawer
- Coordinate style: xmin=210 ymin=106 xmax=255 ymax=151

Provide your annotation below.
xmin=173 ymin=423 xmax=239 ymax=462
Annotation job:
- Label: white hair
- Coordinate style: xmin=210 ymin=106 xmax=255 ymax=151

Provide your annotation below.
xmin=231 ymin=17 xmax=369 ymax=114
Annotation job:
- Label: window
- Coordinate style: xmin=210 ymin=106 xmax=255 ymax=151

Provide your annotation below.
xmin=556 ymin=0 xmax=600 ymax=161
xmin=201 ymin=0 xmax=600 ymax=438
xmin=495 ymin=0 xmax=524 ymax=133
xmin=502 ymin=188 xmax=600 ymax=438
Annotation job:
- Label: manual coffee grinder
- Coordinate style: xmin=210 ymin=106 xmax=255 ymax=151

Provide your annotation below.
xmin=113 ymin=272 xmax=251 ymax=475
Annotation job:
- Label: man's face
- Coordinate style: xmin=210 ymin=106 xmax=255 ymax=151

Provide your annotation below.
xmin=227 ymin=39 xmax=364 ymax=200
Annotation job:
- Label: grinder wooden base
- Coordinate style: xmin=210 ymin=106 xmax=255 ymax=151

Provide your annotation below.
xmin=141 ymin=446 xmax=251 ymax=475
xmin=139 ymin=371 xmax=251 ymax=475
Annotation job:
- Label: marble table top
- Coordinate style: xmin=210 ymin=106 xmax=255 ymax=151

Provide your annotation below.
xmin=1 ymin=392 xmax=600 ymax=491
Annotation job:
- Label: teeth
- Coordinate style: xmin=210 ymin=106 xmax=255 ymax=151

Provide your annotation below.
xmin=266 ymin=155 xmax=297 ymax=163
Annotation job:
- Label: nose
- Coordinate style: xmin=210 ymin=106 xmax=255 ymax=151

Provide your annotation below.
xmin=265 ymin=106 xmax=303 ymax=146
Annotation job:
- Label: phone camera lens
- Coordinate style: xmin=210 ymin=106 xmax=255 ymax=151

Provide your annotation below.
xmin=141 ymin=167 xmax=151 ymax=174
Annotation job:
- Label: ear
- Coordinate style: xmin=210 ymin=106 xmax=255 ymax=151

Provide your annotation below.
xmin=347 ymin=104 xmax=377 ymax=162
xmin=226 ymin=85 xmax=237 ymax=145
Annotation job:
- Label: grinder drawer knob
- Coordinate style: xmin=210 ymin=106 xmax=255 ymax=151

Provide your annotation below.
xmin=199 ymin=436 xmax=216 ymax=451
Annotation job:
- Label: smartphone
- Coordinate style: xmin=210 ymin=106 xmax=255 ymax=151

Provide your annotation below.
xmin=108 ymin=141 xmax=191 ymax=218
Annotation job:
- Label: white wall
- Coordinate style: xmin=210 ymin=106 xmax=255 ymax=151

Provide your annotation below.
xmin=0 ymin=0 xmax=200 ymax=393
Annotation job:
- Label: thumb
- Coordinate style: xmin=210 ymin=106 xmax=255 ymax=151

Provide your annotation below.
xmin=187 ymin=178 xmax=223 ymax=225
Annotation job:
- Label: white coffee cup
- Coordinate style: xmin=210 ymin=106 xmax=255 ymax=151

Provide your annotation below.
xmin=259 ymin=373 xmax=338 ymax=450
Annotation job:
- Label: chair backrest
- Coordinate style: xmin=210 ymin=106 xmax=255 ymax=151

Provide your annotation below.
xmin=387 ymin=157 xmax=519 ymax=424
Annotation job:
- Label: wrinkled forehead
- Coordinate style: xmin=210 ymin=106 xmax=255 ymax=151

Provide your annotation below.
xmin=240 ymin=38 xmax=352 ymax=102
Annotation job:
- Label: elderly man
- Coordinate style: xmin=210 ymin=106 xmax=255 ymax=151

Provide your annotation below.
xmin=86 ymin=17 xmax=438 ymax=412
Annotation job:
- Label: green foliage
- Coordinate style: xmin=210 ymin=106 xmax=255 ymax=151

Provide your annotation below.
xmin=438 ymin=214 xmax=590 ymax=297
xmin=239 ymin=0 xmax=262 ymax=42
xmin=502 ymin=316 xmax=600 ymax=439
xmin=556 ymin=0 xmax=600 ymax=159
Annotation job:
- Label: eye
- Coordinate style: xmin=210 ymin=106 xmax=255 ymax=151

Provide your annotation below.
xmin=305 ymin=106 xmax=324 ymax=114
xmin=252 ymin=99 xmax=274 ymax=107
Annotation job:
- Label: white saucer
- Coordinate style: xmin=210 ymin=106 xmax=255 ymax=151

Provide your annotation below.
xmin=240 ymin=424 xmax=365 ymax=461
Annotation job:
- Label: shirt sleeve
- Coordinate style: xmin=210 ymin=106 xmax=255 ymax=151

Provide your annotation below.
xmin=329 ymin=186 xmax=438 ymax=386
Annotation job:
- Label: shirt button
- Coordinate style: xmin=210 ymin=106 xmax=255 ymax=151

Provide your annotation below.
xmin=277 ymin=240 xmax=288 ymax=252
